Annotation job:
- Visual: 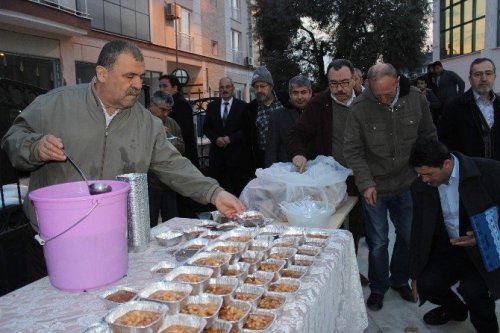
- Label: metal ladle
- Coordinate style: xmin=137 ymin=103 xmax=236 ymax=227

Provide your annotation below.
xmin=65 ymin=153 xmax=112 ymax=195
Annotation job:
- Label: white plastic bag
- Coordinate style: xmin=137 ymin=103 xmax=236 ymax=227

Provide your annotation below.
xmin=240 ymin=156 xmax=351 ymax=221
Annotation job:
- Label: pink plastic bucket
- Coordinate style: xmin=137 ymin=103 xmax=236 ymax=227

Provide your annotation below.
xmin=29 ymin=180 xmax=130 ymax=291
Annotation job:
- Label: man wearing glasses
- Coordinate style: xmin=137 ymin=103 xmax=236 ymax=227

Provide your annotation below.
xmin=344 ymin=63 xmax=437 ymax=311
xmin=287 ymin=59 xmax=368 ymax=286
xmin=438 ymin=58 xmax=500 ymax=161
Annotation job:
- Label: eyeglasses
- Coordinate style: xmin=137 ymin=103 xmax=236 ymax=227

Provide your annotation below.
xmin=328 ymin=80 xmax=351 ymax=88
xmin=472 ymin=71 xmax=495 ymax=79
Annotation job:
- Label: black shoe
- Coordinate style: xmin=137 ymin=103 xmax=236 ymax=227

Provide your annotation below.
xmin=391 ymin=285 xmax=415 ymax=302
xmin=367 ymin=293 xmax=384 ymax=311
xmin=423 ymin=306 xmax=468 ymax=326
xmin=360 ymin=273 xmax=370 ymax=286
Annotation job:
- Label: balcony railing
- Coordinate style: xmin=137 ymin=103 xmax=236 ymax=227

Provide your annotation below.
xmin=231 ymin=6 xmax=241 ymax=21
xmin=177 ymin=32 xmax=194 ymax=52
xmin=28 ymin=0 xmax=89 ymax=18
xmin=232 ymin=50 xmax=243 ymax=65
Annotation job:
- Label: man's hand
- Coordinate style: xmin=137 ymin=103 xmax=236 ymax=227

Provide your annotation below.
xmin=363 ymin=186 xmax=377 ymax=207
xmin=292 ymin=155 xmax=307 ymax=173
xmin=222 ymin=136 xmax=230 ymax=145
xmin=411 ymin=280 xmax=419 ymax=303
xmin=214 ymin=190 xmax=245 ymax=219
xmin=38 ymin=135 xmax=65 ymax=162
xmin=450 ymin=231 xmax=476 ymax=247
xmin=215 ymin=137 xmax=226 ymax=148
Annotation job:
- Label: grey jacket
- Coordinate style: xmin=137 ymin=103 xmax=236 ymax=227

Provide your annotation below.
xmin=344 ymin=77 xmax=437 ymax=196
xmin=1 ymin=83 xmax=221 ymax=230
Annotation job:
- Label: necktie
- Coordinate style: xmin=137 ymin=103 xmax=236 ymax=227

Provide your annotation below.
xmin=222 ymin=102 xmax=229 ymax=127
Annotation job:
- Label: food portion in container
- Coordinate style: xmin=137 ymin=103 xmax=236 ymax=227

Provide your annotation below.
xmin=149 ymin=290 xmax=189 ymax=302
xmin=175 ymin=274 xmax=209 ymax=283
xmin=151 ymin=261 xmax=178 ymax=275
xmin=296 ymin=245 xmax=321 ymax=257
xmin=218 ymin=304 xmax=247 ymax=322
xmin=160 ymin=325 xmax=198 ymax=333
xmin=257 ymin=294 xmax=286 ymax=310
xmin=281 ymin=266 xmax=308 ymax=279
xmin=114 ymin=310 xmax=162 ymax=326
xmin=105 ymin=301 xmax=168 ymax=332
xmin=268 ymin=282 xmax=299 ymax=293
xmin=236 ymin=210 xmax=265 ymax=227
xmin=155 ymin=231 xmax=184 ymax=247
xmin=104 ymin=289 xmax=136 ymax=303
xmin=158 ymin=313 xmax=207 ymax=333
xmin=241 ymin=312 xmax=275 ymax=330
xmin=181 ymin=303 xmax=218 ymax=317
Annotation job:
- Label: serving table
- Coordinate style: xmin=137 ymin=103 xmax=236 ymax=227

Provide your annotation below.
xmin=0 ymin=218 xmax=368 ymax=332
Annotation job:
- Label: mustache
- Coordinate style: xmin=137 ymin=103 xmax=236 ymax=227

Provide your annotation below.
xmin=126 ymin=88 xmax=141 ymax=96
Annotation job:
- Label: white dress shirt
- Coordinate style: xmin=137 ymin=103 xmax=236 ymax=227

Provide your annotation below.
xmin=473 ymin=90 xmax=495 ymax=129
xmin=220 ymin=97 xmax=233 ymax=119
xmin=438 ymin=154 xmax=460 ymax=238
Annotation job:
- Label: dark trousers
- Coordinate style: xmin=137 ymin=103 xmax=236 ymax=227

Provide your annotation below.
xmin=148 ymin=184 xmax=178 ymax=227
xmin=346 ymin=176 xmax=364 ymax=254
xmin=208 ymin=164 xmax=249 ymax=198
xmin=417 ymin=222 xmax=498 ymax=332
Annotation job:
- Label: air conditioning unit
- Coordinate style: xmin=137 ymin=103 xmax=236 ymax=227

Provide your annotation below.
xmin=244 ymin=56 xmax=253 ymax=67
xmin=165 ymin=2 xmax=180 ymax=20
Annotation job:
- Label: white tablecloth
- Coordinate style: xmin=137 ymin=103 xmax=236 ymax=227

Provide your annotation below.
xmin=0 ymin=218 xmax=368 ymax=332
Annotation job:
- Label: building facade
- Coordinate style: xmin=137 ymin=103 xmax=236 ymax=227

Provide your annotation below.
xmin=433 ymin=0 xmax=500 ymax=91
xmin=0 ymin=0 xmax=255 ymax=101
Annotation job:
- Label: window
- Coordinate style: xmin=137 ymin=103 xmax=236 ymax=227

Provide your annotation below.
xmin=87 ymin=0 xmax=150 ymax=41
xmin=231 ymin=0 xmax=241 ymax=21
xmin=497 ymin=0 xmax=500 ymax=46
xmin=231 ymin=30 xmax=243 ymax=64
xmin=75 ymin=61 xmax=96 ymax=84
xmin=177 ymin=7 xmax=193 ymax=51
xmin=0 ymin=52 xmax=61 ymax=89
xmin=211 ymin=40 xmax=219 ymax=56
xmin=440 ymin=0 xmax=485 ymax=58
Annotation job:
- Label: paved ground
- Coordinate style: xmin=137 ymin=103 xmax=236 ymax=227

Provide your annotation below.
xmin=356 ymin=225 xmax=500 ymax=333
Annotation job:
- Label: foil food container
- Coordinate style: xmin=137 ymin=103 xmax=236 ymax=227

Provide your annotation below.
xmin=104 ymin=300 xmax=168 ymax=333
xmin=257 ymin=225 xmax=287 ymax=238
xmin=203 ymin=276 xmax=239 ymax=303
xmin=216 ymin=221 xmax=240 ymax=232
xmin=150 ymin=260 xmax=179 ymax=277
xmin=267 ymin=278 xmax=301 ymax=301
xmin=280 ymin=265 xmax=308 ymax=280
xmin=232 ymin=284 xmax=265 ymax=308
xmin=296 ymin=244 xmax=321 ymax=257
xmin=239 ymin=251 xmax=265 ymax=273
xmin=243 ymin=271 xmax=274 ymax=289
xmin=183 ymin=227 xmax=210 ymax=241
xmin=180 ymin=294 xmax=223 ymax=326
xmin=304 ymin=237 xmax=328 ymax=248
xmin=239 ymin=310 xmax=276 ymax=332
xmin=217 ymin=299 xmax=252 ymax=331
xmin=222 ymin=262 xmax=250 ymax=281
xmin=219 ymin=229 xmax=256 ymax=244
xmin=155 ymin=230 xmax=184 ymax=247
xmin=257 ymin=259 xmax=286 ymax=282
xmin=291 ymin=254 xmax=316 ymax=271
xmin=304 ymin=230 xmax=331 ymax=240
xmin=256 ymin=291 xmax=287 ymax=315
xmin=211 ymin=210 xmax=232 ymax=224
xmin=236 ymin=210 xmax=265 ymax=228
xmin=204 ymin=319 xmax=232 ymax=333
xmin=268 ymin=247 xmax=297 ymax=266
xmin=200 ymin=230 xmax=224 ymax=241
xmin=196 ymin=219 xmax=220 ymax=230
xmin=100 ymin=286 xmax=138 ymax=309
xmin=163 ymin=266 xmax=214 ymax=295
xmin=156 ymin=313 xmax=207 ymax=333
xmin=187 ymin=252 xmax=232 ymax=277
xmin=248 ymin=240 xmax=272 ymax=256
xmin=272 ymin=236 xmax=301 ymax=249
xmin=205 ymin=241 xmax=247 ymax=264
xmin=281 ymin=227 xmax=306 ymax=238
xmin=137 ymin=281 xmax=192 ymax=314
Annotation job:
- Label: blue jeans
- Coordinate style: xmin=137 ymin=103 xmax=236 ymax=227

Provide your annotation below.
xmin=362 ymin=190 xmax=413 ymax=295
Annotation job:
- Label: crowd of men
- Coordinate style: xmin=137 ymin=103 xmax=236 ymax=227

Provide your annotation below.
xmin=1 ymin=39 xmax=499 ymax=331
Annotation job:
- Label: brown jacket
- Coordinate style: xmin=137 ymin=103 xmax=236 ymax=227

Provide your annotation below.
xmin=344 ymin=76 xmax=437 ymax=196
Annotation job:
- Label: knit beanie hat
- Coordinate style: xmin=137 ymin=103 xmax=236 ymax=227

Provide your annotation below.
xmin=251 ymin=66 xmax=274 ymax=87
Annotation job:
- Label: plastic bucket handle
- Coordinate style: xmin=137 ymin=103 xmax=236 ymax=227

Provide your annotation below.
xmin=34 ymin=199 xmax=99 ymax=246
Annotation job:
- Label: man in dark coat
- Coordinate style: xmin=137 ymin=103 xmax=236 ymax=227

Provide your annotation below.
xmin=159 ymin=74 xmax=199 ymax=168
xmin=288 ymin=59 xmax=368 ymax=286
xmin=203 ymin=77 xmax=250 ymax=197
xmin=433 ymin=61 xmax=465 ymax=107
xmin=264 ymin=75 xmax=312 ymax=167
xmin=438 ymin=57 xmax=500 ymax=161
xmin=416 ymin=76 xmax=442 ymax=125
xmin=409 ymin=138 xmax=499 ymax=332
